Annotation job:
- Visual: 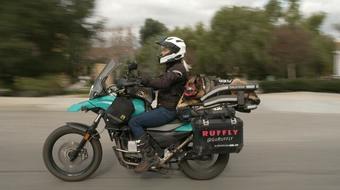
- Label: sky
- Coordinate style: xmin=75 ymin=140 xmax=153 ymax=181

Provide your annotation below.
xmin=93 ymin=0 xmax=340 ymax=39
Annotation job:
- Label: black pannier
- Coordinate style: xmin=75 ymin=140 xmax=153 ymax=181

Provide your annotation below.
xmin=192 ymin=116 xmax=243 ymax=155
xmin=105 ymin=96 xmax=135 ymax=126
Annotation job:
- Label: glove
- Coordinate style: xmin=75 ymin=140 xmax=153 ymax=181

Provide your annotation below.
xmin=141 ymin=76 xmax=150 ymax=86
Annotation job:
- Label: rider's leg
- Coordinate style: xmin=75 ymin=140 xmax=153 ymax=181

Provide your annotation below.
xmin=128 ymin=107 xmax=176 ymax=138
xmin=128 ymin=107 xmax=176 ymax=172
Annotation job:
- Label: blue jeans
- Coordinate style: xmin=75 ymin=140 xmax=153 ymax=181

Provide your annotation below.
xmin=128 ymin=107 xmax=177 ymax=138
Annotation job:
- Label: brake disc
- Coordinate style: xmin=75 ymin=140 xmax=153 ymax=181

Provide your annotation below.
xmin=58 ymin=142 xmax=88 ymax=167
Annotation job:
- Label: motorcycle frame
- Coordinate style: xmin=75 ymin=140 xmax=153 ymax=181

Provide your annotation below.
xmin=71 ymin=109 xmax=194 ymax=169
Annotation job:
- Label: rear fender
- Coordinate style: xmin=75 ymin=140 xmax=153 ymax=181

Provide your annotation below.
xmin=66 ymin=122 xmax=101 ymax=139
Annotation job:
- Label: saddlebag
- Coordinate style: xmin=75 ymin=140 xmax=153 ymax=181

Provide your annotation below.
xmin=192 ymin=115 xmax=243 ymax=155
xmin=105 ymin=96 xmax=135 ymax=126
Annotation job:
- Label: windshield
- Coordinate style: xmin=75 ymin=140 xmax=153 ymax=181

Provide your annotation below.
xmin=89 ymin=59 xmax=119 ymax=99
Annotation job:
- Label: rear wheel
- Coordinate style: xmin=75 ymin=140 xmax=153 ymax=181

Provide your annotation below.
xmin=179 ymin=153 xmax=229 ymax=180
xmin=42 ymin=126 xmax=102 ymax=181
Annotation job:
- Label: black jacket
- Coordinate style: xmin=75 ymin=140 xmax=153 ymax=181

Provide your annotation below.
xmin=143 ymin=60 xmax=189 ymax=110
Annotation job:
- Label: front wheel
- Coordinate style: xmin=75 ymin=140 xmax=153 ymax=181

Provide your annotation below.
xmin=42 ymin=126 xmax=102 ymax=181
xmin=179 ymin=153 xmax=229 ymax=180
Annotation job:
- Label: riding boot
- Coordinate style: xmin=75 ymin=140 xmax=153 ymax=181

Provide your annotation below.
xmin=134 ymin=134 xmax=159 ymax=173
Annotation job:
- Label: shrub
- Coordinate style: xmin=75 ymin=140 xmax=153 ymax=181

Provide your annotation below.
xmin=260 ymin=79 xmax=340 ymax=93
xmin=13 ymin=74 xmax=70 ymax=96
xmin=0 ymin=80 xmax=12 ymax=96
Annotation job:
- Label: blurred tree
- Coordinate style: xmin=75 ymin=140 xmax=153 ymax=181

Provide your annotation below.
xmin=285 ymin=0 xmax=302 ymax=26
xmin=136 ymin=19 xmax=169 ymax=76
xmin=268 ymin=26 xmax=313 ymax=79
xmin=206 ymin=7 xmax=272 ymax=79
xmin=139 ymin=18 xmax=168 ymax=45
xmin=136 ymin=35 xmax=163 ymax=76
xmin=169 ymin=23 xmax=208 ymax=74
xmin=308 ymin=34 xmax=334 ymax=77
xmin=0 ymin=0 xmax=101 ymax=84
xmin=268 ymin=1 xmax=334 ymax=79
xmin=265 ymin=0 xmax=283 ymax=23
xmin=303 ymin=12 xmax=326 ymax=34
xmin=302 ymin=13 xmax=334 ymax=77
xmin=135 ymin=2 xmax=334 ymax=80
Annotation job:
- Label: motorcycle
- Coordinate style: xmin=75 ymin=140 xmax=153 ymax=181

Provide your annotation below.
xmin=43 ymin=60 xmax=260 ymax=181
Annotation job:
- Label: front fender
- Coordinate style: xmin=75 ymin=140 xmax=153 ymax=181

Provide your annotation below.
xmin=66 ymin=122 xmax=101 ymax=139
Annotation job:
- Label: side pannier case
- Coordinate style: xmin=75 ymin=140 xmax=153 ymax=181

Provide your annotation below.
xmin=192 ymin=117 xmax=243 ymax=155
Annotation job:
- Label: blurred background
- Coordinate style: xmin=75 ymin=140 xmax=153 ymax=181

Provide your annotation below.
xmin=1 ymin=0 xmax=340 ymax=96
xmin=1 ymin=1 xmax=340 ymax=189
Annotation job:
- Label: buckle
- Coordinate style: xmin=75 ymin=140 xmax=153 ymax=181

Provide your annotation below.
xmin=202 ymin=119 xmax=209 ymax=126
xmin=231 ymin=118 xmax=237 ymax=125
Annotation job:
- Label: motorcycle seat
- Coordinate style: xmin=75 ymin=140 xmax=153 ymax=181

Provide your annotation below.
xmin=146 ymin=119 xmax=183 ymax=132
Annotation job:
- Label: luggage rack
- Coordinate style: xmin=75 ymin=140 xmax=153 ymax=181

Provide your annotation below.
xmin=201 ymin=84 xmax=259 ymax=101
xmin=200 ymin=84 xmax=259 ymax=110
xmin=202 ymin=95 xmax=238 ymax=107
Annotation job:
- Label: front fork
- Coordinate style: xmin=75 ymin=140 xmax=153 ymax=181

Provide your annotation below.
xmin=69 ymin=111 xmax=104 ymax=161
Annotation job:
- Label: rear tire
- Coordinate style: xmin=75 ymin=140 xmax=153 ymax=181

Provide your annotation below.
xmin=179 ymin=153 xmax=229 ymax=180
xmin=42 ymin=126 xmax=102 ymax=181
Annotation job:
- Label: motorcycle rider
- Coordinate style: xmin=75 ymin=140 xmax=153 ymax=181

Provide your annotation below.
xmin=128 ymin=36 xmax=191 ymax=172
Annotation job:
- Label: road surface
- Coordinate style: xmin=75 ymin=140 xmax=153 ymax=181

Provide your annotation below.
xmin=0 ymin=92 xmax=339 ymax=190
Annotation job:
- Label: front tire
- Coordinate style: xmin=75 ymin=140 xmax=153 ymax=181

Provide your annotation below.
xmin=43 ymin=126 xmax=102 ymax=181
xmin=179 ymin=153 xmax=229 ymax=180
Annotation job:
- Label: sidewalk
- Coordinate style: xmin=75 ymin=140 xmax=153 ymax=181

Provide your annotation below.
xmin=259 ymin=92 xmax=340 ymax=114
xmin=1 ymin=92 xmax=340 ymax=113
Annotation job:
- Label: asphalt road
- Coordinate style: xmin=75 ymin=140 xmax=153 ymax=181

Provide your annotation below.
xmin=0 ymin=106 xmax=339 ymax=190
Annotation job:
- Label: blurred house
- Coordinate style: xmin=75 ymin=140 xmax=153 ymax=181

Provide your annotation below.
xmin=334 ymin=39 xmax=340 ymax=78
xmin=87 ymin=27 xmax=137 ymax=61
xmin=91 ymin=63 xmax=114 ymax=86
xmin=66 ymin=27 xmax=138 ymax=91
xmin=86 ymin=27 xmax=138 ymax=83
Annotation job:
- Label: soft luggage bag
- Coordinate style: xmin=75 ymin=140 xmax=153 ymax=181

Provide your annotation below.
xmin=105 ymin=96 xmax=135 ymax=126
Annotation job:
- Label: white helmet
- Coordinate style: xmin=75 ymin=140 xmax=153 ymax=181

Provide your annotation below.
xmin=157 ymin=36 xmax=186 ymax=64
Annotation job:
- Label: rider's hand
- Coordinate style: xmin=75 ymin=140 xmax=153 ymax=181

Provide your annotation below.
xmin=141 ymin=76 xmax=150 ymax=86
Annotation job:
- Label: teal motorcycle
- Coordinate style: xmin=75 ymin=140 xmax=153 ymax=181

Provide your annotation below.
xmin=43 ymin=60 xmax=259 ymax=181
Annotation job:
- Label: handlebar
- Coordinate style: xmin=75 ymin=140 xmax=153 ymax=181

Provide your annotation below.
xmin=116 ymin=78 xmax=143 ymax=89
xmin=123 ymin=81 xmax=141 ymax=87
